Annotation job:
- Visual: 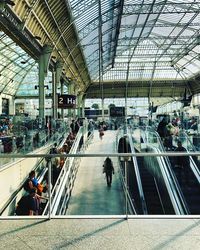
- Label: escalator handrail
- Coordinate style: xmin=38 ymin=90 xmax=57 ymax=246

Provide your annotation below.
xmin=116 ymin=129 xmax=137 ymax=215
xmin=0 ymin=130 xmax=69 ymax=216
xmin=127 ymin=129 xmax=148 ymax=215
xmin=117 ymin=157 xmax=137 ymax=215
xmin=178 ymin=130 xmax=200 ymax=184
xmin=48 ymin=128 xmax=83 ymax=215
xmin=152 ymin=147 xmax=189 ymax=215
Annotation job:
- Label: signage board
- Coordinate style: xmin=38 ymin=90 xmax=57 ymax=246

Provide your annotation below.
xmin=110 ymin=106 xmax=125 ymax=117
xmin=58 ymin=94 xmax=76 ymax=109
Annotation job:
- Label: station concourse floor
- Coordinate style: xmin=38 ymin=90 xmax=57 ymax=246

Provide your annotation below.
xmin=0 ymin=218 xmax=199 ymax=249
xmin=0 ymin=131 xmax=199 ymax=249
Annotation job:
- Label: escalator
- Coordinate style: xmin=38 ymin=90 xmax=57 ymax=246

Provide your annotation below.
xmin=142 ymin=127 xmax=200 ymax=215
xmin=128 ymin=127 xmax=189 ymax=215
xmin=0 ymin=127 xmax=87 ymax=216
xmin=118 ymin=132 xmax=181 ymax=215
xmin=136 ymin=155 xmax=164 ymax=214
xmin=169 ymin=156 xmax=200 ymax=214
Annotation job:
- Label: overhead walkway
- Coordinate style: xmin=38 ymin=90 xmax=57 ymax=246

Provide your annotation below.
xmin=67 ymin=130 xmax=125 ymax=215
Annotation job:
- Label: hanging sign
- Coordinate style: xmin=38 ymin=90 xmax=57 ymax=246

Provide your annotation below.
xmin=58 ymin=94 xmax=76 ymax=109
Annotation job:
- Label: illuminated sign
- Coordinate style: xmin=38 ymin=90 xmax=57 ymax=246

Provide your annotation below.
xmin=58 ymin=94 xmax=76 ymax=109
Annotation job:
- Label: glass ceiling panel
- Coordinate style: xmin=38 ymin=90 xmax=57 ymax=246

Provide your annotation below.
xmin=68 ymin=0 xmax=200 ymax=82
xmin=0 ymin=32 xmax=38 ymax=96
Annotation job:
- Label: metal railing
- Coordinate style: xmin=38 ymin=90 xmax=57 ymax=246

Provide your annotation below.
xmin=141 ymin=128 xmax=189 ymax=214
xmin=127 ymin=128 xmax=148 ymax=214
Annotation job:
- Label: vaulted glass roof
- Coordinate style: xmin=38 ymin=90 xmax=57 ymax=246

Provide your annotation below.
xmin=0 ymin=0 xmax=200 ymax=98
xmin=0 ymin=32 xmax=53 ymax=97
xmin=68 ymin=0 xmax=200 ymax=82
xmin=0 ymin=32 xmax=36 ymax=96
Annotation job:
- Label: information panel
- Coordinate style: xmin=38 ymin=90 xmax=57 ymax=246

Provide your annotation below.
xmin=58 ymin=94 xmax=76 ymax=109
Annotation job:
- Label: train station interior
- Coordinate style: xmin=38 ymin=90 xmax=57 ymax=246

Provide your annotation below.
xmin=0 ymin=0 xmax=200 ymax=249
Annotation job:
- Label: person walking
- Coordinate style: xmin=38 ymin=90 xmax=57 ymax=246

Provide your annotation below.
xmin=103 ymin=157 xmax=114 ymax=186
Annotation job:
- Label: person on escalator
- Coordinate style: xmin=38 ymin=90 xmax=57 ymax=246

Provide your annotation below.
xmin=23 ymin=170 xmax=44 ymax=195
xmin=157 ymin=117 xmax=167 ymax=140
xmin=174 ymin=141 xmax=190 ymax=185
xmin=103 ymin=157 xmax=114 ymax=187
xmin=16 ymin=188 xmax=44 ymax=216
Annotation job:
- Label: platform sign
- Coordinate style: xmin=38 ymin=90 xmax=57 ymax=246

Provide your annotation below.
xmin=58 ymin=94 xmax=76 ymax=109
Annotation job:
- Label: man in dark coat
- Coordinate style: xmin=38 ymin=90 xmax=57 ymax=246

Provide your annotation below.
xmin=103 ymin=157 xmax=114 ymax=187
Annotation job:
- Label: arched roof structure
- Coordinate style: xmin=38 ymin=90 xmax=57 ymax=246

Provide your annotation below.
xmin=0 ymin=0 xmax=200 ymax=98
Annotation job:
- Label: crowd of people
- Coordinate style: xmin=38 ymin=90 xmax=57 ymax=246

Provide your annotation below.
xmin=15 ymin=119 xmax=79 ymax=216
xmin=16 ymin=170 xmax=48 ymax=215
xmin=157 ymin=116 xmax=191 ymax=186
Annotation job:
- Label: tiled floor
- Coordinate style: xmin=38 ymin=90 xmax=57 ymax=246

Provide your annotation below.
xmin=0 ymin=218 xmax=199 ymax=249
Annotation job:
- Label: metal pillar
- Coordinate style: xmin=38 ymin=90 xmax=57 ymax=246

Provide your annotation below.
xmin=38 ymin=45 xmax=52 ymax=121
xmin=82 ymin=95 xmax=85 ymax=118
xmin=67 ymin=82 xmax=74 ymax=118
xmin=102 ymin=97 xmax=105 ymax=121
xmin=48 ymin=160 xmax=52 ymax=220
xmin=125 ymin=159 xmax=128 ymax=219
xmin=55 ymin=61 xmax=63 ymax=119
xmin=52 ymin=70 xmax=57 ymax=119
xmin=61 ymin=80 xmax=64 ymax=118
xmin=77 ymin=93 xmax=83 ymax=118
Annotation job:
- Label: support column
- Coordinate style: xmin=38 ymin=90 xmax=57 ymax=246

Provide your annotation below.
xmin=52 ymin=70 xmax=56 ymax=119
xmin=67 ymin=81 xmax=75 ymax=118
xmin=0 ymin=95 xmax=2 ymax=115
xmin=82 ymin=95 xmax=86 ymax=118
xmin=77 ymin=93 xmax=83 ymax=118
xmin=55 ymin=61 xmax=63 ymax=119
xmin=101 ymin=97 xmax=105 ymax=121
xmin=61 ymin=80 xmax=64 ymax=118
xmin=9 ymin=96 xmax=15 ymax=115
xmin=38 ymin=45 xmax=52 ymax=121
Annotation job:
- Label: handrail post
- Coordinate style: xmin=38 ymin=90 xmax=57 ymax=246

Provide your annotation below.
xmin=125 ymin=159 xmax=128 ymax=219
xmin=48 ymin=159 xmax=52 ymax=220
xmin=122 ymin=156 xmax=131 ymax=219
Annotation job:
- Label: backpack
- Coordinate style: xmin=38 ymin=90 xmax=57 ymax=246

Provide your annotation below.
xmin=23 ymin=178 xmax=31 ymax=192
